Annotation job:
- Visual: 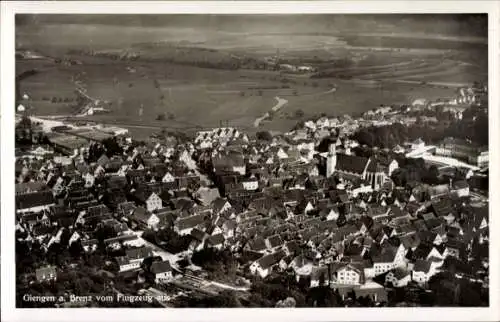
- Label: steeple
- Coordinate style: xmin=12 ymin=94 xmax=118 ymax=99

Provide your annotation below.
xmin=326 ymin=144 xmax=337 ymax=178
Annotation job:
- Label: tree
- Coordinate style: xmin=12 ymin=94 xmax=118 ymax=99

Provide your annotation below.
xmin=275 ymin=297 xmax=296 ymax=307
xmin=102 ymin=137 xmax=123 ymax=157
xmin=423 ymin=165 xmax=440 ymax=185
xmin=295 ymin=109 xmax=305 ymax=119
xmin=69 ymin=240 xmax=84 ymax=258
xmin=256 ymin=131 xmax=273 ymax=141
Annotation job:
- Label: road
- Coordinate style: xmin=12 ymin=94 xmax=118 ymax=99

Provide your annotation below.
xmin=470 ymin=191 xmax=488 ymax=203
xmin=209 ymin=280 xmax=250 ymax=292
xmin=131 ymin=230 xmax=182 ymax=271
xmin=254 ymin=96 xmax=288 ymax=127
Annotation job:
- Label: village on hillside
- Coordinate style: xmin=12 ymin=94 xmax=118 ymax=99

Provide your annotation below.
xmin=15 ymin=82 xmax=489 ymax=308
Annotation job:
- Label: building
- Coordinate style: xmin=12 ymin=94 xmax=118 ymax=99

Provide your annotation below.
xmin=35 ymin=266 xmax=57 ymax=283
xmin=365 ymin=157 xmax=398 ymax=190
xmin=411 ymin=259 xmax=435 ymax=284
xmin=16 ymin=191 xmax=55 ymax=214
xmin=335 ymin=263 xmax=364 ymax=285
xmin=385 ymin=268 xmax=412 ymax=287
xmin=451 ymin=180 xmax=470 ymax=197
xmin=249 ymin=251 xmax=286 ymax=278
xmin=150 ymin=260 xmax=174 ymax=283
xmin=326 ymin=145 xmax=371 ymax=181
xmin=435 ymin=137 xmax=488 ymax=166
xmin=146 ymin=192 xmax=163 ymax=212
xmin=409 ymin=138 xmax=425 ymax=151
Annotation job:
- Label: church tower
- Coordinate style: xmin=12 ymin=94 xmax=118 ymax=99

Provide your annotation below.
xmin=326 ymin=144 xmax=337 ymax=178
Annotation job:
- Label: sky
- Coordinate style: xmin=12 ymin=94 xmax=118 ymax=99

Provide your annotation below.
xmin=16 ymin=14 xmax=487 ymax=37
xmin=15 ymin=14 xmax=488 ymax=54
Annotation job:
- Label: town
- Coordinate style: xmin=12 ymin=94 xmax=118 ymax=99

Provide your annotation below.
xmin=15 ymin=81 xmax=489 ymax=308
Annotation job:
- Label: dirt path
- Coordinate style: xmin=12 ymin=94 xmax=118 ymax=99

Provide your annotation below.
xmin=324 ymin=87 xmax=337 ymax=94
xmin=253 ymin=96 xmax=288 ymax=127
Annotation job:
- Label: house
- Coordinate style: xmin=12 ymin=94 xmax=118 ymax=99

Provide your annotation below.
xmin=241 ymin=176 xmax=259 ymax=191
xmin=290 ymin=254 xmax=315 ymax=278
xmin=428 ymin=185 xmax=450 ymax=200
xmin=174 ymin=214 xmax=206 ymax=236
xmin=409 ymin=138 xmax=425 ymax=151
xmin=283 ymin=240 xmax=300 ymax=256
xmin=418 ymin=231 xmax=444 ymax=246
xmin=104 ymin=234 xmax=144 ymax=250
xmin=443 ymin=239 xmax=467 ymax=259
xmin=221 ymin=220 xmax=236 ymax=239
xmin=371 ymin=244 xmax=406 ymax=276
xmin=16 ymin=191 xmax=55 ymax=213
xmin=206 ymin=234 xmax=225 ymax=250
xmin=117 ymin=201 xmax=136 ymax=217
xmin=451 ymin=180 xmax=469 ymax=197
xmin=245 ymin=237 xmax=268 ymax=253
xmin=310 ymin=266 xmax=330 ymax=288
xmin=352 ymin=281 xmax=388 ymax=304
xmin=249 ymin=251 xmax=286 ymax=278
xmin=161 ymin=172 xmax=175 ymax=183
xmin=411 ymin=259 xmax=436 ymax=284
xmin=150 ymin=260 xmax=174 ymax=283
xmin=116 ymin=256 xmax=140 ymax=272
xmin=146 ymin=192 xmax=163 ymax=212
xmin=81 ymin=239 xmax=98 ymax=253
xmin=265 ymin=235 xmax=284 ymax=250
xmin=15 ymin=181 xmax=48 ymax=195
xmin=212 ymin=198 xmax=232 ymax=216
xmin=335 ymin=263 xmax=365 ymax=285
xmin=194 ymin=187 xmax=220 ymax=206
xmin=126 ymin=247 xmax=154 ymax=264
xmin=35 ymin=265 xmax=57 ymax=283
xmin=130 ymin=207 xmax=160 ymax=230
xmin=385 ymin=268 xmax=412 ymax=287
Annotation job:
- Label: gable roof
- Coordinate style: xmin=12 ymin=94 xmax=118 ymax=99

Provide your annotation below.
xmin=413 ymin=259 xmax=432 ymax=273
xmin=266 ymin=234 xmax=283 ymax=248
xmin=247 ymin=237 xmax=267 ymax=252
xmin=336 ymin=154 xmax=370 ymax=175
xmin=131 ymin=207 xmax=152 ymax=223
xmin=151 ymin=260 xmax=173 ymax=274
xmin=16 ymin=181 xmax=49 ymax=194
xmin=206 ymin=233 xmax=225 ymax=246
xmin=256 ymin=250 xmax=287 ymax=269
xmin=126 ymin=247 xmax=154 ymax=260
xmin=16 ymin=191 xmax=55 ymax=210
xmin=175 ymin=214 xmax=205 ymax=231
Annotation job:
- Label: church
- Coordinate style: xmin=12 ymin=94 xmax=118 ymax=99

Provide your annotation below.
xmin=326 ymin=144 xmax=398 ymax=190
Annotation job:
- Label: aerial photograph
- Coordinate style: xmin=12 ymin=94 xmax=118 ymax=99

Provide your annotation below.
xmin=14 ymin=14 xmax=489 ymax=308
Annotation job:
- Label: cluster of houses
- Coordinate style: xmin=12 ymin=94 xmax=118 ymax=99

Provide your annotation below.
xmin=16 ymin=112 xmax=489 ymax=304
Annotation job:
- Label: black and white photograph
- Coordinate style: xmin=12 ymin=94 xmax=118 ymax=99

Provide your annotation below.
xmin=1 ymin=1 xmax=499 ymax=321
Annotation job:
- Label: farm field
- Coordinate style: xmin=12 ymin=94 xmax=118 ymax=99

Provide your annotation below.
xmin=16 ymin=17 xmax=487 ymax=135
xmin=16 ymin=52 xmax=478 ymax=135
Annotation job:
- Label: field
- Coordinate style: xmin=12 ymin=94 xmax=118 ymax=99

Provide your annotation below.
xmin=16 ymin=20 xmax=488 ymax=136
xmin=16 ymin=53 xmax=481 ymax=136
